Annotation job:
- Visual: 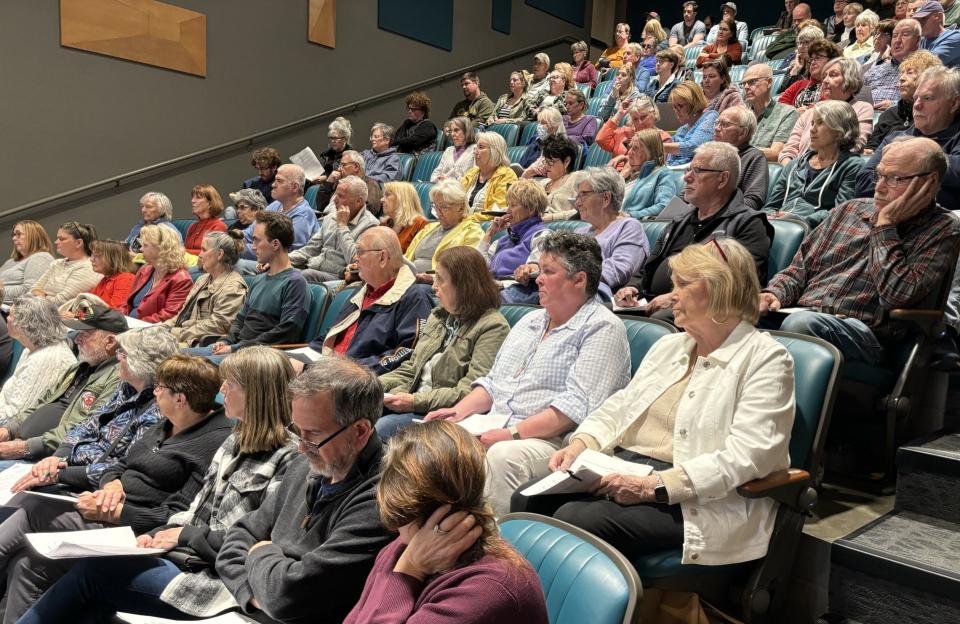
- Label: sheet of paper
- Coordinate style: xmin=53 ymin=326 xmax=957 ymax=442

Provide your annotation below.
xmin=116 ymin=611 xmax=257 ymax=624
xmin=454 ymin=413 xmax=509 ymax=436
xmin=0 ymin=464 xmax=34 ymax=505
xmin=519 ymin=449 xmax=652 ymax=497
xmin=24 ymin=491 xmax=79 ymax=504
xmin=285 ymin=346 xmax=322 ymax=363
xmin=123 ymin=316 xmax=156 ymax=329
xmin=612 ymin=298 xmax=647 ymax=313
xmin=289 ymin=147 xmax=325 ymax=180
xmin=777 ymin=307 xmax=814 ymax=315
xmin=572 ymin=449 xmax=654 ymax=478
xmin=25 ymin=526 xmax=166 ymax=560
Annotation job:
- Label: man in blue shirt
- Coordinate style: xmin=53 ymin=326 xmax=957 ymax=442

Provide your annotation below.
xmin=916 ymin=0 xmax=960 ymax=67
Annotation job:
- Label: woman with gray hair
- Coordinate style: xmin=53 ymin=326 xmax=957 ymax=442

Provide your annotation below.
xmin=0 ymin=296 xmax=75 ymax=427
xmin=314 ymin=116 xmax=353 ymax=184
xmin=431 ymin=117 xmax=477 ymax=183
xmin=764 ymin=100 xmax=864 ymax=226
xmin=461 ymin=131 xmax=518 ymax=218
xmin=363 ymin=122 xmax=401 ymax=184
xmin=164 ymin=231 xmax=249 ymax=347
xmin=844 ymin=8 xmax=879 ymax=58
xmin=124 ymin=191 xmax=182 ymax=255
xmin=779 ymin=57 xmax=874 ymax=165
xmin=571 ymin=40 xmax=598 ymax=88
xmin=405 ymin=180 xmax=484 ymax=276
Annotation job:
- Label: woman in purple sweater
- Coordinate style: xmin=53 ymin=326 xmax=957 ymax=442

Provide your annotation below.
xmin=343 ymin=420 xmax=548 ymax=624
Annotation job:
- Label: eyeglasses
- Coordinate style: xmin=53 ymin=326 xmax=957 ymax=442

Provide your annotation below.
xmin=640 ymin=44 xmax=653 ymax=50
xmin=154 ymin=384 xmax=179 ymax=394
xmin=573 ymin=190 xmax=604 ymax=202
xmin=328 ymin=135 xmax=347 ymax=142
xmin=431 ymin=202 xmax=458 ymax=213
xmin=356 ymin=247 xmax=385 ymax=255
xmin=810 ymin=54 xmax=831 ymax=61
xmin=740 ymin=77 xmax=769 ymax=88
xmin=688 ymin=166 xmax=726 ymax=177
xmin=709 ymin=238 xmax=728 ymax=263
xmin=716 ymin=119 xmax=742 ymax=130
xmin=872 ymin=170 xmax=932 ymax=188
xmin=286 ymin=422 xmax=351 ymax=453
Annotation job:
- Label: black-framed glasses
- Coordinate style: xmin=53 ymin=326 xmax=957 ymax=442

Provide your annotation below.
xmin=688 ymin=166 xmax=726 ymax=177
xmin=286 ymin=422 xmax=351 ymax=452
xmin=871 ymin=170 xmax=931 ymax=188
xmin=154 ymin=383 xmax=178 ymax=393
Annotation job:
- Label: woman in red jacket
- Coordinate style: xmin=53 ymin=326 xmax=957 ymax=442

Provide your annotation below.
xmin=183 ymin=184 xmax=227 ymax=255
xmin=87 ymin=240 xmax=136 ymax=310
xmin=121 ymin=225 xmax=192 ymax=322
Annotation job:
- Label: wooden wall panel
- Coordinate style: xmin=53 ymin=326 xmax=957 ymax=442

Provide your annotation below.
xmin=309 ymin=0 xmax=336 ymax=48
xmin=60 ymin=0 xmax=206 ymax=77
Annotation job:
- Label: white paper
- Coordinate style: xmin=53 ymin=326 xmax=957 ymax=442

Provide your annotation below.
xmin=0 ymin=464 xmax=34 ymax=505
xmin=454 ymin=413 xmax=510 ymax=436
xmin=612 ymin=298 xmax=647 ymax=312
xmin=25 ymin=526 xmax=166 ymax=559
xmin=24 ymin=491 xmax=79 ymax=504
xmin=777 ymin=307 xmax=814 ymax=315
xmin=116 ymin=612 xmax=257 ymax=624
xmin=520 ymin=449 xmax=653 ymax=497
xmin=124 ymin=316 xmax=156 ymax=329
xmin=289 ymin=147 xmax=326 ymax=181
xmin=285 ymin=346 xmax=322 ymax=363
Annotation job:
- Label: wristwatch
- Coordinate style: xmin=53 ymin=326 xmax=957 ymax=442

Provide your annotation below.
xmin=653 ymin=473 xmax=669 ymax=503
xmin=507 ymin=425 xmax=522 ymax=440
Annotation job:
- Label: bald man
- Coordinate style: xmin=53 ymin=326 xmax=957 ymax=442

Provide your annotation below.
xmin=743 ymin=63 xmax=800 ymax=161
xmin=765 ymin=3 xmax=815 ymax=60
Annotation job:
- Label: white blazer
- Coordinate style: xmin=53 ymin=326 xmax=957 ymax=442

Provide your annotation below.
xmin=575 ymin=321 xmax=795 ymax=565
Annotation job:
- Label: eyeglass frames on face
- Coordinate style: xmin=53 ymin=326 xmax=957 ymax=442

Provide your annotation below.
xmin=872 ymin=170 xmax=931 ymax=188
xmin=286 ymin=422 xmax=351 ymax=452
xmin=687 ymin=166 xmax=725 ymax=177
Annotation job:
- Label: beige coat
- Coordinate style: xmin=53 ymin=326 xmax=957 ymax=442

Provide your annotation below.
xmin=165 ymin=271 xmax=248 ymax=346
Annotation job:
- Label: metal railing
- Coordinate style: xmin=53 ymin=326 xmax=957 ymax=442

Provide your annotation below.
xmin=3 ymin=35 xmax=578 ymax=220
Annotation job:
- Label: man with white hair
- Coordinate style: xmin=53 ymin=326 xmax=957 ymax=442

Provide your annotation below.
xmin=713 ymin=106 xmax=769 ymax=210
xmin=744 ymin=63 xmax=800 ymax=162
xmin=240 ymin=163 xmax=319 ymax=263
xmin=866 ymin=18 xmax=923 ymax=110
xmin=915 ymin=0 xmax=960 ymax=67
xmin=290 ymin=175 xmax=379 ymax=284
xmin=312 ymin=150 xmax=383 ymax=216
xmin=362 ymin=123 xmax=401 ymax=184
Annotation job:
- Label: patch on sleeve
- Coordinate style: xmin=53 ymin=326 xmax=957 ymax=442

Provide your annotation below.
xmin=80 ymin=392 xmax=98 ymax=412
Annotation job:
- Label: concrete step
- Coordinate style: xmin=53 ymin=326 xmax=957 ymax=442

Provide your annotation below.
xmin=896 ymin=431 xmax=960 ymax=523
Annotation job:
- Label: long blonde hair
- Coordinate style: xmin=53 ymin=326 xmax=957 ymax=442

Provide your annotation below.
xmin=383 ymin=181 xmax=424 ymax=230
xmin=139 ymin=225 xmax=186 ymax=274
xmin=219 ymin=346 xmax=294 ymax=454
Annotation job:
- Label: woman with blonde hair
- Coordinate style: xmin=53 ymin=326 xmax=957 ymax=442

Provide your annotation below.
xmin=487 ymin=72 xmax=534 ymax=125
xmin=598 ymin=62 xmax=640 ymax=121
xmin=460 ymin=131 xmax=517 ymax=219
xmin=121 ymin=225 xmax=193 ymax=322
xmin=344 ymin=420 xmax=548 ymax=623
xmin=184 ymin=184 xmax=227 ymax=256
xmin=621 ymin=129 xmax=680 ymax=219
xmin=597 ymin=94 xmax=671 ymax=160
xmin=86 ymin=239 xmax=136 ymax=310
xmin=554 ymin=62 xmax=575 ymax=89
xmin=381 ymin=181 xmax=429 ymax=251
xmin=0 ymin=221 xmax=54 ymax=304
xmin=664 ymin=81 xmax=719 ymax=166
xmin=406 ymin=181 xmax=484 ymax=274
xmin=643 ymin=19 xmax=669 ymax=53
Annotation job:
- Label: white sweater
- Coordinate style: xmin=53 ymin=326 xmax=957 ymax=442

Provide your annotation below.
xmin=31 ymin=258 xmax=103 ymax=307
xmin=0 ymin=340 xmax=77 ymax=426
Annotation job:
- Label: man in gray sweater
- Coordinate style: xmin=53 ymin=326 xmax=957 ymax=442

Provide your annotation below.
xmin=713 ymin=106 xmax=770 ymax=211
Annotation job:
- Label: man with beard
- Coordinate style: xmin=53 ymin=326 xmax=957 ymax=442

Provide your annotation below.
xmin=0 ymin=302 xmax=124 ymax=462
xmin=215 ymin=357 xmax=392 ymax=624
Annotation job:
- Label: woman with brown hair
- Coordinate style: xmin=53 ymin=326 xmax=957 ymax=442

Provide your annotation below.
xmin=695 ymin=17 xmax=742 ymax=67
xmin=0 ymin=220 xmax=54 ymax=304
xmin=392 ymin=91 xmax=439 ymax=155
xmin=86 ymin=239 xmax=136 ymax=310
xmin=344 ymin=420 xmax=548 ymax=624
xmin=378 ymin=246 xmax=510 ymax=438
xmin=184 ymin=184 xmax=227 ymax=256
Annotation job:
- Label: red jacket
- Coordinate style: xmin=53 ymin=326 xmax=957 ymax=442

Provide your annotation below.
xmin=89 ymin=272 xmax=136 ymax=310
xmin=184 ymin=218 xmax=227 ymax=255
xmin=122 ymin=265 xmax=193 ymax=323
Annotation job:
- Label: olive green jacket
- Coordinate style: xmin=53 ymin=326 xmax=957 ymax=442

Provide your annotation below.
xmin=379 ymin=308 xmax=510 ymax=413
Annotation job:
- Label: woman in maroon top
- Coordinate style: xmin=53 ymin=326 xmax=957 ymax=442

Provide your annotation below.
xmin=183 ymin=184 xmax=227 ymax=255
xmin=344 ymin=420 xmax=548 ymax=624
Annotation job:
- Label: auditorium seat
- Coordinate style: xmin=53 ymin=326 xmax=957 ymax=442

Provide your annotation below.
xmin=413 ymin=182 xmax=434 ymax=219
xmin=582 ymin=143 xmax=612 ymax=168
xmin=397 ymin=153 xmax=415 ymax=181
xmin=486 ymin=123 xmax=520 ymax=147
xmin=410 ymin=151 xmax=443 ymax=182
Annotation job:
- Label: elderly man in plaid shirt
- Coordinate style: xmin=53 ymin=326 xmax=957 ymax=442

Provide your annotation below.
xmin=760 ymin=137 xmax=960 ymax=364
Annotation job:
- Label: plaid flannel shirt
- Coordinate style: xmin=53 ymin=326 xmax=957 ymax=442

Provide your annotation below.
xmin=765 ymin=198 xmax=960 ymax=338
xmin=864 ymin=58 xmax=901 ymax=106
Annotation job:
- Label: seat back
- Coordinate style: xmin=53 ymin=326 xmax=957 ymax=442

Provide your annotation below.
xmin=767 ymin=163 xmax=783 ymax=198
xmin=519 ymin=122 xmax=539 ymax=147
xmin=544 ymin=220 xmax=585 ymax=233
xmin=317 ymin=286 xmax=360 ymax=339
xmin=499 ymin=304 xmax=539 ymax=327
xmin=771 ymin=74 xmax=785 ymax=96
xmin=501 ymin=513 xmax=641 ymax=624
xmin=413 ymin=182 xmax=435 ymax=219
xmin=577 ymin=82 xmax=592 ymax=97
xmin=621 ymin=317 xmax=677 ymax=374
xmin=752 ymin=34 xmax=778 ymax=61
xmin=768 ymin=218 xmax=808 ymax=282
xmin=583 ymin=143 xmax=612 ymax=168
xmin=487 ymin=123 xmax=520 ymax=147
xmin=170 ymin=219 xmax=196 ymax=239
xmin=639 ymin=219 xmax=671 ymax=251
xmin=593 ymin=81 xmax=614 ymax=100
xmin=300 ymin=283 xmax=330 ymax=343
xmin=508 ymin=145 xmax=528 ymax=165
xmin=397 ymin=153 xmax=415 ymax=181
xmin=587 ymin=96 xmax=605 ymax=117
xmin=304 ymin=185 xmax=321 ymax=211
xmin=410 ymin=150 xmax=443 ymax=182
xmin=684 ymin=43 xmax=705 ymax=67
xmin=729 ymin=65 xmax=747 ymax=84
xmin=1 ymin=340 xmax=24 ymax=385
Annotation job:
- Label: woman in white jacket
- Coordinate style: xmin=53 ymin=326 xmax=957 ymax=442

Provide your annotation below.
xmin=511 ymin=238 xmax=795 ymax=566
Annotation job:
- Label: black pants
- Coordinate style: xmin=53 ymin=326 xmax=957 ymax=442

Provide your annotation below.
xmin=509 ymin=451 xmax=685 ymax=559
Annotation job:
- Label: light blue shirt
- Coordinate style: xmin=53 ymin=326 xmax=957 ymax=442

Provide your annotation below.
xmin=242 ymin=199 xmax=319 ymax=260
xmin=922 ymin=28 xmax=960 ymax=68
xmin=667 ymin=109 xmax=720 ymax=166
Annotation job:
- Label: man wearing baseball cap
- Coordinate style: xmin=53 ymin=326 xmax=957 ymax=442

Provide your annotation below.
xmin=916 ymin=0 xmax=960 ymax=67
xmin=705 ymin=3 xmax=749 ymax=49
xmin=0 ymin=302 xmax=125 ymax=463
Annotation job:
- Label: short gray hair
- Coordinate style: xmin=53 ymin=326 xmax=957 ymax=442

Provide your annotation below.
xmin=328 ymin=116 xmax=352 ymax=142
xmin=289 ymin=356 xmax=383 ymax=426
xmin=578 ymin=166 xmax=625 ymax=212
xmin=895 ymin=18 xmax=922 ymax=38
xmin=724 ymin=105 xmax=758 ymax=142
xmin=10 ymin=295 xmax=66 ymax=349
xmin=813 ymin=100 xmax=861 ymax=151
xmin=203 ymin=231 xmax=244 ymax=269
xmin=278 ymin=163 xmax=306 ymax=194
xmin=338 ymin=175 xmax=368 ymax=203
xmin=340 ymin=150 xmax=366 ymax=174
xmin=797 ymin=25 xmax=825 ymax=45
xmin=918 ymin=66 xmax=960 ymax=100
xmin=429 ymin=179 xmax=469 ymax=215
xmin=630 ymin=94 xmax=660 ymax=120
xmin=570 ymin=40 xmax=588 ymax=55
xmin=371 ymin=122 xmax=395 ymax=141
xmin=823 ymin=57 xmax=864 ymax=95
xmin=855 ymin=9 xmax=879 ymax=30
xmin=539 ymin=231 xmax=603 ymax=297
xmin=116 ymin=326 xmax=179 ymax=385
xmin=140 ymin=192 xmax=173 ymax=220
xmin=695 ymin=141 xmax=742 ymax=183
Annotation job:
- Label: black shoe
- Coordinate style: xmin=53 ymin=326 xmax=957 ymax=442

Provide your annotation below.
xmin=930 ymin=330 xmax=960 ymax=371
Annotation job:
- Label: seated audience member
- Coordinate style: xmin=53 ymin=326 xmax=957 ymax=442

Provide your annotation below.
xmin=488 ymin=71 xmax=535 ymax=125
xmin=85 ymin=240 xmax=136 ymax=311
xmin=18 ymin=347 xmax=298 ymax=624
xmin=916 ymin=0 xmax=960 ymax=67
xmin=620 ymin=129 xmax=680 ymax=219
xmin=669 ymin=2 xmax=707 ymax=48
xmin=945 ymin=0 xmax=960 ymax=27
xmin=779 ymin=58 xmax=873 ymax=165
xmin=622 ymin=43 xmax=652 ymax=93
xmin=0 ymin=354 xmax=230 ymax=622
xmin=840 ymin=3 xmax=863 ymax=48
xmin=701 ymin=57 xmax=744 ymax=114
xmin=865 ymin=50 xmax=942 ymax=152
xmin=312 ymin=149 xmax=383 ymax=218
xmin=184 ymin=184 xmax=228 ymax=256
xmin=0 ymin=311 xmax=9 ymax=382
xmin=617 ymin=142 xmax=773 ymax=318
xmin=826 ymin=0 xmax=848 ymax=43
xmin=895 ymin=0 xmax=910 ymax=20
xmin=571 ymin=40 xmax=598 ymax=88
xmin=0 ymin=220 xmax=53 ymax=304
xmin=377 ymin=249 xmax=510 ymax=438
xmin=10 ymin=326 xmax=178 ymax=495
xmin=392 ymin=91 xmax=438 ymax=155
xmin=664 ymin=82 xmax=721 ymax=166
xmin=764 ymin=3 xmax=814 ymax=60
xmin=697 ymin=18 xmax=743 ymax=67
xmin=426 ymin=232 xmax=631 ymax=516
xmin=529 ymin=71 xmax=568 ymax=116
xmin=562 ymin=89 xmax=599 ymax=147
xmin=406 ymin=182 xmax=484 ymax=273
xmin=597 ymin=23 xmax=630 ymax=71
xmin=597 ymin=95 xmax=672 ymax=162
xmin=306 ymin=228 xmax=434 ymax=374
xmin=554 ymin=62 xmax=575 ymax=92
xmin=639 ymin=35 xmax=662 ymax=74
xmin=449 ymin=72 xmax=496 ymax=126
xmin=478 ymin=180 xmax=549 ymax=280
xmin=706 ymin=2 xmax=750 ymax=48
xmin=744 ymin=65 xmax=800 ymax=163
xmin=241 ymin=147 xmax=280 ymax=206
xmin=121 ymin=225 xmax=192 ymax=322
xmin=765 ymin=101 xmax=865 ymax=226
xmin=763 ymin=137 xmax=960 ymax=364
xmin=534 ymin=135 xmax=579 ymax=222
xmin=779 ymin=40 xmax=843 ymax=109
xmin=0 ymin=297 xmax=76 ymax=442
xmin=519 ymin=108 xmax=568 ymax=174
xmin=527 ymin=53 xmax=552 ymax=98
xmin=647 ymin=48 xmax=684 ymax=103
xmin=345 ymin=420 xmax=549 ymax=623
xmin=165 ymin=231 xmax=248 ymax=347
xmin=240 ymin=164 xmax=319 ymax=264
xmin=363 ymin=123 xmax=402 ymax=184
xmin=862 ymin=19 xmax=905 ymax=109
xmin=643 ymin=19 xmax=669 ymax=56
xmin=125 ymin=192 xmax=182 ymax=254
xmin=857 ymin=66 xmax=960 ymax=207
xmin=289 ymin=175 xmax=379 ymax=283
xmin=227 ymin=189 xmax=266 ymax=233
xmin=512 ymin=238 xmax=795 ymax=566
xmin=714 ymin=106 xmax=769 ymax=211
xmin=598 ymin=63 xmax=641 ymax=122
xmin=782 ymin=26 xmax=825 ymax=94
xmin=462 ymin=132 xmax=518 ymax=217
xmin=188 ymin=212 xmax=312 ymax=363
xmin=312 ymin=117 xmax=353 ymax=185
xmin=30 ymin=221 xmax=102 ymax=307
xmin=844 ymin=9 xmax=879 ymax=58
xmin=380 ymin=181 xmax=429 ymax=252
xmin=432 ymin=116 xmax=477 ymax=183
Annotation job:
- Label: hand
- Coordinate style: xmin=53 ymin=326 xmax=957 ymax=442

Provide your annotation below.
xmin=210 ymin=342 xmax=233 ymax=355
xmin=94 ymin=480 xmax=126 ymax=513
xmin=423 ymin=407 xmax=463 ymax=422
xmin=0 ymin=428 xmax=9 ymax=443
xmin=486 ymin=214 xmax=511 ymax=238
xmin=288 ymin=357 xmax=306 ymax=375
xmin=335 ymin=205 xmax=351 ymax=227
xmin=383 ymin=392 xmax=416 ymax=413
xmin=513 ymin=263 xmax=539 ymax=286
xmin=414 ymin=273 xmax=434 ymax=285
xmin=592 ymin=473 xmax=658 ymax=505
xmin=76 ymin=492 xmax=124 ymax=523
xmin=549 ymin=439 xmax=587 ymax=472
xmin=393 ymin=506 xmax=482 ymax=581
xmin=249 ymin=540 xmax=273 ymax=555
xmin=645 ymin=293 xmax=674 ymax=314
xmin=478 ymin=428 xmax=512 ymax=448
xmin=328 ymin=170 xmax=343 ymax=184
xmin=140 ymin=527 xmax=183 ymax=550
xmin=759 ymin=292 xmax=782 ymax=314
xmin=614 ymin=286 xmax=641 ymax=307
xmin=11 ymin=474 xmax=45 ymax=493
xmin=608 ymin=154 xmax=629 ymax=170
xmin=875 ymin=100 xmax=893 ymax=112
xmin=863 ymin=149 xmax=874 ymax=156
xmin=0 ymin=440 xmax=27 ymax=460
xmin=875 ymin=175 xmax=937 ymax=227
xmin=255 ymin=262 xmax=270 ymax=273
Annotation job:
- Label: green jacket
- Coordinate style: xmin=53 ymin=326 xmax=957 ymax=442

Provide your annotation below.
xmin=10 ymin=358 xmax=120 ymax=459
xmin=379 ymin=308 xmax=510 ymax=413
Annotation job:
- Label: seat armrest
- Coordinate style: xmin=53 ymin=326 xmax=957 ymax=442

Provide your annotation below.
xmin=889 ymin=308 xmax=944 ymax=335
xmin=738 ymin=469 xmax=815 ymax=511
xmin=271 ymin=343 xmax=308 ymax=350
xmin=197 ymin=335 xmax=224 ymax=347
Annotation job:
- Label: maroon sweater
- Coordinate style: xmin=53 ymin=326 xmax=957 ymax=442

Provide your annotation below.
xmin=343 ymin=538 xmax=548 ymax=624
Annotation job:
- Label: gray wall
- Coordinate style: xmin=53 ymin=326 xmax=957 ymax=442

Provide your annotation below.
xmin=0 ymin=0 xmax=590 ymax=254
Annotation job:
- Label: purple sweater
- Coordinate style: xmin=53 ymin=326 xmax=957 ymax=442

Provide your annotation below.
xmin=579 ymin=217 xmax=649 ymax=296
xmin=343 ymin=538 xmax=548 ymax=624
xmin=564 ymin=114 xmax=599 ymax=146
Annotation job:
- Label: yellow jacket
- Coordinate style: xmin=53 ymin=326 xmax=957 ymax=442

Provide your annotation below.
xmin=404 ymin=218 xmax=484 ymax=270
xmin=461 ymin=166 xmax=518 ymax=222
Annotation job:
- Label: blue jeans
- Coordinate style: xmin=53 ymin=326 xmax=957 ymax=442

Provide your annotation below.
xmin=18 ymin=556 xmax=187 ymax=624
xmin=0 ymin=460 xmax=28 ymax=472
xmin=501 ymin=283 xmax=540 ymax=304
xmin=779 ymin=311 xmax=884 ymax=365
xmin=182 ymin=345 xmax=229 ymax=365
xmin=375 ymin=412 xmax=420 ymax=439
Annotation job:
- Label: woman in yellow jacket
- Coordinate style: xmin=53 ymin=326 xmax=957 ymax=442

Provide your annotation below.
xmin=405 ymin=180 xmax=484 ymax=275
xmin=460 ymin=131 xmax=518 ymax=222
